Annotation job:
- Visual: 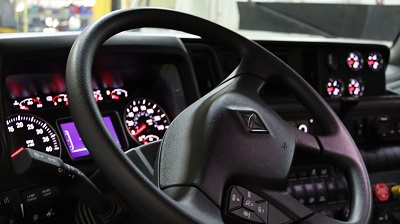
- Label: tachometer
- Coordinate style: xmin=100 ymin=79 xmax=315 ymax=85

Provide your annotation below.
xmin=6 ymin=114 xmax=61 ymax=157
xmin=125 ymin=98 xmax=170 ymax=144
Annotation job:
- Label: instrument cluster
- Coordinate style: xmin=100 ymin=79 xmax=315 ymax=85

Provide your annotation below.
xmin=5 ymin=56 xmax=186 ymax=162
xmin=324 ymin=50 xmax=386 ymax=99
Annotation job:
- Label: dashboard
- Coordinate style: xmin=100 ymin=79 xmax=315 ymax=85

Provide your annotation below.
xmin=0 ymin=32 xmax=399 ymax=223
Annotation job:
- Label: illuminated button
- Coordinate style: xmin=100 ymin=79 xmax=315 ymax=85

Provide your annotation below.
xmin=374 ymin=183 xmax=390 ymax=202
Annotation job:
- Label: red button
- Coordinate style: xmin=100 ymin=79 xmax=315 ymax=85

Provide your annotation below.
xmin=374 ymin=183 xmax=390 ymax=202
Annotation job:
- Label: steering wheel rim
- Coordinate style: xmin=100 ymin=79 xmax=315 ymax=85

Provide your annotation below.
xmin=66 ymin=8 xmax=371 ymax=223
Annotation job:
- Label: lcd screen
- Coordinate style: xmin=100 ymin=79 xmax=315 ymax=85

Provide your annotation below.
xmin=59 ymin=116 xmax=121 ymax=159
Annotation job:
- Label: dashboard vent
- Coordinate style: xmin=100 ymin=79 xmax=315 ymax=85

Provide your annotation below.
xmin=190 ymin=50 xmax=221 ymax=96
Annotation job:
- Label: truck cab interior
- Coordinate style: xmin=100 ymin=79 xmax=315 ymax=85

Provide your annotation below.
xmin=1 ymin=1 xmax=400 ymax=223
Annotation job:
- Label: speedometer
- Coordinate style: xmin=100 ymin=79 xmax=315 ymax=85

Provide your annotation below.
xmin=125 ymin=98 xmax=170 ymax=144
xmin=6 ymin=114 xmax=61 ymax=157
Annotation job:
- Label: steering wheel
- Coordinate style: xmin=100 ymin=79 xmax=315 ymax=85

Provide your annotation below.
xmin=66 ymin=8 xmax=371 ymax=224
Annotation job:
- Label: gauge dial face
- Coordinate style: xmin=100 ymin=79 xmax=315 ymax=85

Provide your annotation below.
xmin=125 ymin=98 xmax=170 ymax=144
xmin=368 ymin=52 xmax=384 ymax=71
xmin=326 ymin=78 xmax=344 ymax=98
xmin=6 ymin=114 xmax=61 ymax=157
xmin=52 ymin=94 xmax=68 ymax=106
xmin=347 ymin=52 xmax=363 ymax=71
xmin=17 ymin=97 xmax=43 ymax=110
xmin=107 ymin=88 xmax=128 ymax=100
xmin=348 ymin=78 xmax=364 ymax=97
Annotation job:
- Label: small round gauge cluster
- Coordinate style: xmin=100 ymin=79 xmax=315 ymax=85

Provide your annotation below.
xmin=11 ymin=88 xmax=129 ymax=111
xmin=325 ymin=50 xmax=385 ymax=99
xmin=326 ymin=78 xmax=364 ymax=98
xmin=346 ymin=51 xmax=384 ymax=72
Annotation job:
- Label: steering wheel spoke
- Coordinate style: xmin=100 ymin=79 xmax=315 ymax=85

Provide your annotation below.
xmin=290 ymin=125 xmax=322 ymax=156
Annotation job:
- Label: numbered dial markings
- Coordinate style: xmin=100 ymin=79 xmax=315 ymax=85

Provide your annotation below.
xmin=125 ymin=99 xmax=170 ymax=144
xmin=6 ymin=114 xmax=61 ymax=157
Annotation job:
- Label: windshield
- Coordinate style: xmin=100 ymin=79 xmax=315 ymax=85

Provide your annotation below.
xmin=0 ymin=0 xmax=399 ymax=45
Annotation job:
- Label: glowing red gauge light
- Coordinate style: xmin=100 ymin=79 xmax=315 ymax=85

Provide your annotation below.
xmin=347 ymin=60 xmax=354 ymax=66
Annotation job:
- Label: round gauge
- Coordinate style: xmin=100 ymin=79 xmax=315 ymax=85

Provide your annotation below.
xmin=93 ymin=90 xmax=104 ymax=102
xmin=125 ymin=98 xmax=170 ymax=144
xmin=18 ymin=98 xmax=43 ymax=110
xmin=52 ymin=94 xmax=68 ymax=106
xmin=368 ymin=52 xmax=384 ymax=71
xmin=107 ymin=88 xmax=128 ymax=100
xmin=348 ymin=78 xmax=364 ymax=97
xmin=6 ymin=114 xmax=61 ymax=157
xmin=347 ymin=52 xmax=363 ymax=71
xmin=326 ymin=78 xmax=344 ymax=98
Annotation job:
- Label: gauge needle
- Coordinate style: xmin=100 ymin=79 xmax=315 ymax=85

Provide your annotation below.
xmin=134 ymin=124 xmax=147 ymax=137
xmin=111 ymin=94 xmax=120 ymax=100
xmin=11 ymin=147 xmax=25 ymax=158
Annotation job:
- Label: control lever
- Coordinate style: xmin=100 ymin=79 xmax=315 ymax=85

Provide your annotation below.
xmin=12 ymin=148 xmax=128 ymax=223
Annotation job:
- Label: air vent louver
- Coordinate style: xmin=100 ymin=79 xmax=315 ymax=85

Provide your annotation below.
xmin=191 ymin=50 xmax=220 ymax=96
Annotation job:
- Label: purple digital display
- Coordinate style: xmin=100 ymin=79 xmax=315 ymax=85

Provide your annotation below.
xmin=59 ymin=116 xmax=121 ymax=159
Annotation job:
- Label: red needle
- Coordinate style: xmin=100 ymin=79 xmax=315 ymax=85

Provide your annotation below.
xmin=134 ymin=124 xmax=147 ymax=137
xmin=11 ymin=147 xmax=25 ymax=158
xmin=111 ymin=94 xmax=120 ymax=100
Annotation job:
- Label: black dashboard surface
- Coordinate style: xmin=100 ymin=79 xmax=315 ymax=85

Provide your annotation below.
xmin=0 ymin=32 xmax=398 ymax=223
